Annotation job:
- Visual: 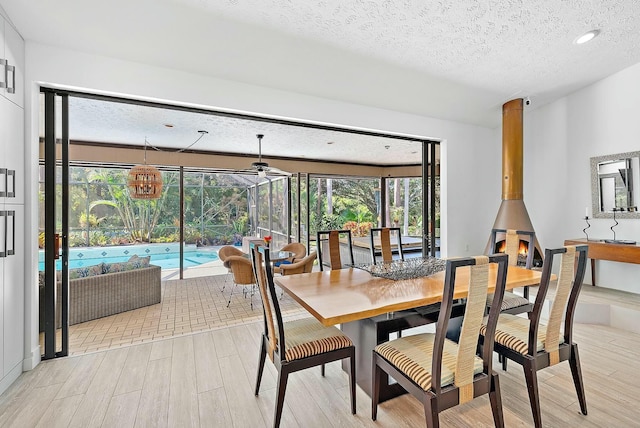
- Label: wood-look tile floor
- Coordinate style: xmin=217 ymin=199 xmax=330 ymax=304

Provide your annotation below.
xmin=6 ymin=320 xmax=640 ymax=427
xmin=45 ymin=274 xmax=307 ymax=356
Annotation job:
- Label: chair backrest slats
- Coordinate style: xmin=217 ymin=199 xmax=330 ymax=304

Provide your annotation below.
xmin=251 ymin=244 xmax=286 ymax=363
xmin=369 ymin=227 xmax=404 ymax=265
xmin=432 ymin=254 xmax=508 ymax=396
xmin=528 ymin=245 xmax=588 ymax=357
xmin=316 ymin=230 xmax=354 ymax=271
xmin=544 ymin=246 xmax=576 ymax=364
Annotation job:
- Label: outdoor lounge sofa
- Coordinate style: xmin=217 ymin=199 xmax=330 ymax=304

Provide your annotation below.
xmin=39 ymin=256 xmax=162 ymax=329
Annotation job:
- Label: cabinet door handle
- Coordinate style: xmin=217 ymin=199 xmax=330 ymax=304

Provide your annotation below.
xmin=0 ymin=211 xmax=6 ymax=258
xmin=6 ymin=211 xmax=14 ymax=256
xmin=0 ymin=168 xmax=6 ymax=197
xmin=0 ymin=59 xmax=6 ymax=89
xmin=7 ymin=170 xmax=15 ymax=198
xmin=6 ymin=64 xmax=15 ymax=94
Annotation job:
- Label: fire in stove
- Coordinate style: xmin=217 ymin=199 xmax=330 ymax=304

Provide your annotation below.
xmin=494 ymin=240 xmax=543 ymax=267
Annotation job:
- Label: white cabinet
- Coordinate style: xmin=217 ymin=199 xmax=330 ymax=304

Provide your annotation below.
xmin=0 ymin=14 xmax=24 ymax=393
xmin=2 ymin=205 xmax=23 ymax=376
xmin=0 ymin=15 xmax=24 ymax=108
xmin=0 ymin=96 xmax=24 ymax=204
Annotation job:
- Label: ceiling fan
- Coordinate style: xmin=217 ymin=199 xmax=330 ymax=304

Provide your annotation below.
xmin=250 ymin=134 xmax=291 ymax=178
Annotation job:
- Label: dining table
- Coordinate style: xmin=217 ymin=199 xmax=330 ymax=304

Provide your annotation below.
xmin=274 ymin=263 xmax=546 ymax=401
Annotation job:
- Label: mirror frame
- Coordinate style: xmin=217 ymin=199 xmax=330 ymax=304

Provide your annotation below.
xmin=590 ymin=150 xmax=640 ymax=219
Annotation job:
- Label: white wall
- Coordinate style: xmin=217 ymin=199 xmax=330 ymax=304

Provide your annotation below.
xmin=23 ymin=42 xmax=501 ymax=363
xmin=526 ymin=62 xmax=640 ymax=292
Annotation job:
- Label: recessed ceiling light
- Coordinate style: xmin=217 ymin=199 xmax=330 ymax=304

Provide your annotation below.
xmin=575 ymin=29 xmax=600 ymax=45
xmin=164 ymin=123 xmax=174 ymax=128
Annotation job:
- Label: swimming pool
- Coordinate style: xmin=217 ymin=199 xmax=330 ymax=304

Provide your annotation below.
xmin=38 ymin=243 xmax=220 ymax=271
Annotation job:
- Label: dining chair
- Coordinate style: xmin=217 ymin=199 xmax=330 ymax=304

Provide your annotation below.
xmin=273 ymin=242 xmax=306 ymax=274
xmin=224 ymin=254 xmax=258 ymax=309
xmin=369 ymin=227 xmax=404 ymax=265
xmin=479 ymin=245 xmax=589 ymax=428
xmin=251 ymin=244 xmax=356 ymax=428
xmin=487 ymin=228 xmax=536 ymax=315
xmin=218 ymin=245 xmax=245 ymax=292
xmin=372 ymin=253 xmax=509 ymax=427
xmin=278 ymin=251 xmax=317 ymax=275
xmin=316 ymin=229 xmax=355 ymax=271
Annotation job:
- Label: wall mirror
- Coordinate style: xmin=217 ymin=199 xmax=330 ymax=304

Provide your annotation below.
xmin=590 ymin=150 xmax=640 ymax=219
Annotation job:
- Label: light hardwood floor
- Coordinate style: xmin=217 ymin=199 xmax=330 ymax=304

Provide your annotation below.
xmin=5 ymin=314 xmax=640 ymax=426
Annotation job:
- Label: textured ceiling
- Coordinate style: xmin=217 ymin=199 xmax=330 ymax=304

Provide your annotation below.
xmin=173 ymin=0 xmax=639 ymax=99
xmin=4 ymin=0 xmax=640 ymax=162
xmin=66 ymin=97 xmax=425 ymax=166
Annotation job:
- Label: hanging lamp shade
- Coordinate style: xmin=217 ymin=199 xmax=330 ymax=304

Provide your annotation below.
xmin=128 ymin=138 xmax=163 ymax=199
xmin=127 ymin=164 xmax=163 ymax=199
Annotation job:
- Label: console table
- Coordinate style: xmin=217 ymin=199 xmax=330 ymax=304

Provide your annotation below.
xmin=564 ymin=238 xmax=640 ymax=286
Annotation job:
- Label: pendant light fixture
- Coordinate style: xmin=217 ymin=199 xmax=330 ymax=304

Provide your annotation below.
xmin=127 ymin=138 xmax=163 ymax=199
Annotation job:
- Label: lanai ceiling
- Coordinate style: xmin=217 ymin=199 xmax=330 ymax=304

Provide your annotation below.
xmin=4 ymin=0 xmax=640 ymax=164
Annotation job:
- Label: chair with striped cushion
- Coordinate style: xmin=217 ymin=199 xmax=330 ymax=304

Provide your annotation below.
xmin=316 ymin=229 xmax=355 ymax=271
xmin=479 ymin=245 xmax=588 ymax=428
xmin=487 ymin=228 xmax=536 ymax=315
xmin=372 ymin=253 xmax=509 ymax=427
xmin=369 ymin=227 xmax=404 ymax=265
xmin=251 ymin=244 xmax=356 ymax=428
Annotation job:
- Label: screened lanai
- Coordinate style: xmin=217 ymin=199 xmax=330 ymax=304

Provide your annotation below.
xmin=39 ymin=89 xmax=440 ymax=357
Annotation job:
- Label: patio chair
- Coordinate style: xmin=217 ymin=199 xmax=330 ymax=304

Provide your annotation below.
xmin=487 ymin=228 xmax=536 ymax=315
xmin=369 ymin=227 xmax=404 ymax=265
xmin=218 ymin=245 xmax=245 ymax=292
xmin=273 ymin=242 xmax=306 ymax=274
xmin=277 ymin=251 xmax=317 ymax=276
xmin=316 ymin=230 xmax=354 ymax=271
xmin=372 ymin=253 xmax=509 ymax=427
xmin=479 ymin=245 xmax=589 ymax=428
xmin=224 ymin=255 xmax=257 ymax=309
xmin=250 ymin=244 xmax=356 ymax=428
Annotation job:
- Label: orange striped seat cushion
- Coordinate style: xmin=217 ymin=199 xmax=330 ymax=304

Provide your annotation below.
xmin=282 ymin=317 xmax=352 ymax=362
xmin=375 ymin=333 xmax=483 ymax=391
xmin=480 ymin=313 xmax=564 ymax=355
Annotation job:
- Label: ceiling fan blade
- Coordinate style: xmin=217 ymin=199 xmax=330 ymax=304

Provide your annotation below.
xmin=266 ymin=166 xmax=292 ymax=176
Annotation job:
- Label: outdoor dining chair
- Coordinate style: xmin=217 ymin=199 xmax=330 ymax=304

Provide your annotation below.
xmin=372 ymin=253 xmax=509 ymax=427
xmin=251 ymin=243 xmax=356 ymax=428
xmin=277 ymin=251 xmax=317 ymax=276
xmin=316 ymin=229 xmax=354 ymax=271
xmin=224 ymin=254 xmax=257 ymax=309
xmin=479 ymin=245 xmax=589 ymax=428
xmin=272 ymin=242 xmax=306 ymax=274
xmin=218 ymin=245 xmax=245 ymax=292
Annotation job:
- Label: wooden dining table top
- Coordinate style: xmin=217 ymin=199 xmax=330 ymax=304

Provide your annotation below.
xmin=274 ymin=265 xmax=545 ymax=326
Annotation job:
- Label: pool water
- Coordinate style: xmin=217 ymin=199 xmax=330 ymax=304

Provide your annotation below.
xmin=38 ymin=244 xmax=220 ymax=271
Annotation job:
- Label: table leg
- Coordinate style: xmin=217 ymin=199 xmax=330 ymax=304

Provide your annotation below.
xmin=591 ymin=258 xmax=596 ymax=286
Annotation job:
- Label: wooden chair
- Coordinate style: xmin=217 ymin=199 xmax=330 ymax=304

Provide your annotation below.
xmin=369 ymin=227 xmax=404 ymax=265
xmin=218 ymin=245 xmax=245 ymax=292
xmin=278 ymin=251 xmax=317 ymax=276
xmin=273 ymin=242 xmax=306 ymax=274
xmin=372 ymin=253 xmax=509 ymax=427
xmin=479 ymin=245 xmax=589 ymax=428
xmin=224 ymin=255 xmax=257 ymax=309
xmin=487 ymin=228 xmax=536 ymax=315
xmin=316 ymin=229 xmax=354 ymax=271
xmin=251 ymin=244 xmax=356 ymax=428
